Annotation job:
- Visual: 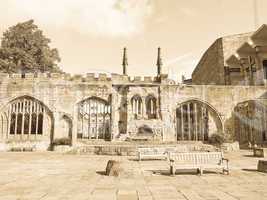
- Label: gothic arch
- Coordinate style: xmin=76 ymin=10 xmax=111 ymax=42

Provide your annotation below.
xmin=175 ymin=99 xmax=223 ymax=141
xmin=60 ymin=114 xmax=73 ymax=140
xmin=77 ymin=96 xmax=111 ymax=140
xmin=145 ymin=94 xmax=157 ymax=119
xmin=131 ymin=94 xmax=143 ymax=119
xmin=233 ymin=99 xmax=267 ymax=145
xmin=0 ymin=95 xmax=54 ymax=142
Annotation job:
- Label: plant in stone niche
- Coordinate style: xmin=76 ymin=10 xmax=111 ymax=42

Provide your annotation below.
xmin=52 ymin=137 xmax=71 ymax=146
xmin=208 ymin=133 xmax=226 ymax=147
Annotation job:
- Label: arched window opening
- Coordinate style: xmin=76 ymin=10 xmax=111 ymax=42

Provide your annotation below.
xmin=0 ymin=96 xmax=52 ymax=141
xmin=146 ymin=95 xmax=157 ymax=119
xmin=176 ymin=100 xmax=222 ymax=142
xmin=77 ymin=97 xmax=111 ymax=140
xmin=131 ymin=95 xmax=142 ymax=119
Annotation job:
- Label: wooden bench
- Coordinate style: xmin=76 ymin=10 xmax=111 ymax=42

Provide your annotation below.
xmin=137 ymin=147 xmax=178 ymax=161
xmin=168 ymin=152 xmax=229 ymax=175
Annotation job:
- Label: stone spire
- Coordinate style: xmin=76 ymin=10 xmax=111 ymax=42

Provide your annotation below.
xmin=122 ymin=47 xmax=128 ymax=75
xmin=157 ymin=47 xmax=163 ymax=76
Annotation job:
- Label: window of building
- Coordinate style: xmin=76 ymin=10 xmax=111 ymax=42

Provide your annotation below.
xmin=78 ymin=97 xmax=111 ymax=140
xmin=7 ymin=97 xmax=46 ymax=136
xmin=131 ymin=95 xmax=142 ymax=119
xmin=146 ymin=95 xmax=157 ymax=119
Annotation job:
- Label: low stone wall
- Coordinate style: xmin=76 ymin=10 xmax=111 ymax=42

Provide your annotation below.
xmin=221 ymin=142 xmax=240 ymax=152
xmin=66 ymin=142 xmax=217 ymax=156
xmin=0 ymin=141 xmax=50 ymax=152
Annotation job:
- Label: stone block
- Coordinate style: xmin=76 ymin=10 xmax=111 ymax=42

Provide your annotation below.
xmin=253 ymin=148 xmax=265 ymax=158
xmin=98 ymin=73 xmax=107 ymax=81
xmin=105 ymin=160 xmax=123 ymax=177
xmin=24 ymin=73 xmax=35 ymax=79
xmin=257 ymin=160 xmax=267 ymax=173
xmin=117 ymin=190 xmax=138 ymax=200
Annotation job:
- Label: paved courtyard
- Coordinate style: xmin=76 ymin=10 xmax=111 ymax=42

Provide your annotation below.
xmin=0 ymin=150 xmax=266 ymax=200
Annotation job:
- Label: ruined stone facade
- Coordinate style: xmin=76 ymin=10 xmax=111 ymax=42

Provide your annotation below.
xmin=0 ymin=27 xmax=267 ymax=151
xmin=193 ymin=25 xmax=267 ymax=86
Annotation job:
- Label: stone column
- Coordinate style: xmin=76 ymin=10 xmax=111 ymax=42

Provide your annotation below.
xmin=7 ymin=105 xmax=11 ymax=140
xmin=72 ymin=105 xmax=78 ymax=146
xmin=194 ymin=103 xmax=198 ymax=141
xmin=181 ymin=105 xmax=184 ymax=140
xmin=201 ymin=106 xmax=204 ymax=141
xmin=111 ymin=92 xmax=120 ymax=140
xmin=187 ymin=103 xmax=191 ymax=140
xmin=248 ymin=56 xmax=254 ymax=85
xmin=254 ymin=54 xmax=263 ymax=85
xmin=142 ymin=97 xmax=146 ymax=118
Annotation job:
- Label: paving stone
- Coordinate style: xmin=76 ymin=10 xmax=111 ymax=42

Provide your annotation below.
xmin=117 ymin=189 xmax=138 ymax=200
xmin=0 ymin=151 xmax=267 ymax=200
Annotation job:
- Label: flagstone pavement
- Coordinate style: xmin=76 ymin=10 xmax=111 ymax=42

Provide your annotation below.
xmin=0 ymin=150 xmax=266 ymax=200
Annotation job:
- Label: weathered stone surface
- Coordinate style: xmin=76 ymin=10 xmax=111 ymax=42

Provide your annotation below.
xmin=221 ymin=142 xmax=240 ymax=152
xmin=0 ymin=151 xmax=266 ymax=199
xmin=257 ymin=160 xmax=267 ymax=172
xmin=106 ymin=160 xmax=123 ymax=177
xmin=253 ymin=148 xmax=265 ymax=158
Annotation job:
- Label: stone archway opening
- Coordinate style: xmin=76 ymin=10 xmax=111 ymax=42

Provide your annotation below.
xmin=234 ymin=100 xmax=267 ymax=146
xmin=176 ymin=100 xmax=223 ymax=141
xmin=77 ymin=97 xmax=111 ymax=140
xmin=60 ymin=115 xmax=73 ymax=140
xmin=0 ymin=96 xmax=54 ymax=143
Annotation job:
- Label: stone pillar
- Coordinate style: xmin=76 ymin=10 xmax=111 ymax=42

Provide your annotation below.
xmin=181 ymin=105 xmax=184 ymax=140
xmin=53 ymin=111 xmax=61 ymax=139
xmin=254 ymin=55 xmax=263 ymax=85
xmin=72 ymin=105 xmax=78 ymax=146
xmin=248 ymin=56 xmax=254 ymax=85
xmin=111 ymin=92 xmax=120 ymax=140
xmin=194 ymin=103 xmax=198 ymax=141
xmin=201 ymin=106 xmax=204 ymax=141
xmin=142 ymin=97 xmax=146 ymax=118
xmin=187 ymin=103 xmax=191 ymax=140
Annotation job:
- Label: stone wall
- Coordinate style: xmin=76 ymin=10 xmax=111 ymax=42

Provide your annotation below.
xmin=0 ymin=72 xmax=266 ymax=150
xmin=192 ymin=33 xmax=252 ymax=85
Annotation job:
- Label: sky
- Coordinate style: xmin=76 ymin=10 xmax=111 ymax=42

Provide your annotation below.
xmin=0 ymin=0 xmax=267 ymax=81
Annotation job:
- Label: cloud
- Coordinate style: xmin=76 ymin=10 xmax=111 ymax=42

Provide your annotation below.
xmin=9 ymin=0 xmax=153 ymax=37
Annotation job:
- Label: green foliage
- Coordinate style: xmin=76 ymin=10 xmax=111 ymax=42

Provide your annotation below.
xmin=52 ymin=138 xmax=71 ymax=146
xmin=208 ymin=133 xmax=225 ymax=146
xmin=0 ymin=19 xmax=61 ymax=73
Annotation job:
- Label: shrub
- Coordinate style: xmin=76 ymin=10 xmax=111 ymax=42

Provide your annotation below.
xmin=208 ymin=133 xmax=225 ymax=146
xmin=52 ymin=137 xmax=71 ymax=146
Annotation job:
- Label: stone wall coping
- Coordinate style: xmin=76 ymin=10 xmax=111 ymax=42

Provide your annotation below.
xmin=0 ymin=72 xmax=162 ymax=84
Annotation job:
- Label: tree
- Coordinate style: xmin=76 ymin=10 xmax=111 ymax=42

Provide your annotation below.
xmin=0 ymin=20 xmax=61 ymax=73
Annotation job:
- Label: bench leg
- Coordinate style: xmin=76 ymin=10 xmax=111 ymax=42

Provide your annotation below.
xmin=223 ymin=168 xmax=230 ymax=175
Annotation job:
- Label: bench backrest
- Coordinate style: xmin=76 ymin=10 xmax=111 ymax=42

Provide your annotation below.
xmin=169 ymin=152 xmax=223 ymax=165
